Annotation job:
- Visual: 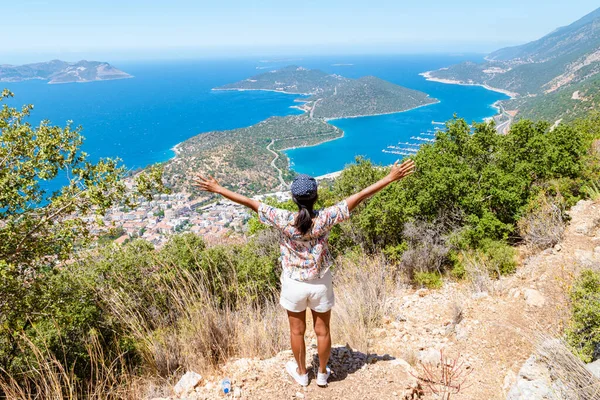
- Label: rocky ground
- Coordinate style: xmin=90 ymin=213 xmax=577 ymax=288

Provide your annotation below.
xmin=154 ymin=200 xmax=600 ymax=399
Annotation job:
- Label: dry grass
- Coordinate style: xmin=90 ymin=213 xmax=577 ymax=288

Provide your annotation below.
xmin=0 ymin=334 xmax=138 ymax=400
xmin=101 ymin=267 xmax=288 ymax=378
xmin=461 ymin=251 xmax=500 ymax=295
xmin=1 ymin=253 xmax=398 ymax=398
xmin=331 ymin=255 xmax=395 ymax=351
xmin=518 ymin=194 xmax=566 ymax=250
xmin=535 ymin=337 xmax=600 ymax=400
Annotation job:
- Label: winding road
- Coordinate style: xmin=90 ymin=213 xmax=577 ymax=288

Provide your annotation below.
xmin=267 ymin=140 xmax=286 ymax=189
xmin=496 ymin=102 xmax=514 ymax=135
xmin=310 ymin=98 xmax=322 ymax=119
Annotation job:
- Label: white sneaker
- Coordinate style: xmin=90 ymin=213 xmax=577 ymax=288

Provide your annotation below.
xmin=316 ymin=366 xmax=331 ymax=387
xmin=285 ymin=360 xmax=308 ymax=386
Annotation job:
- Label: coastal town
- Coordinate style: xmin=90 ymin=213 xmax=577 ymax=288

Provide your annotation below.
xmin=91 ymin=188 xmax=293 ymax=247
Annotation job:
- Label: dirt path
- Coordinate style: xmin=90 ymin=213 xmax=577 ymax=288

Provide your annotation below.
xmin=267 ymin=140 xmax=286 ymax=189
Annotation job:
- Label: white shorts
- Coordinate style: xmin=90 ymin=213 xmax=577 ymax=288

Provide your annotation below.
xmin=280 ymin=270 xmax=335 ymax=313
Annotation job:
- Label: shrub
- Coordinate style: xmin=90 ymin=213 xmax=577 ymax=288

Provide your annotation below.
xmin=566 ymin=269 xmax=600 ymax=363
xmin=479 ymin=239 xmax=517 ymax=276
xmin=400 ymin=220 xmax=453 ymax=279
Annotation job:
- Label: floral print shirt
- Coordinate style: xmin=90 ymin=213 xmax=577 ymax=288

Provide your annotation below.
xmin=258 ymin=200 xmax=351 ymax=281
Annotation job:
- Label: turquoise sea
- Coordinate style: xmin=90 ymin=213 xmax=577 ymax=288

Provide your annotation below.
xmin=3 ymin=55 xmax=507 ymax=180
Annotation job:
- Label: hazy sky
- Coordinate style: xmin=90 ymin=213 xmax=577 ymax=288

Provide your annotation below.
xmin=3 ymin=0 xmax=599 ymax=62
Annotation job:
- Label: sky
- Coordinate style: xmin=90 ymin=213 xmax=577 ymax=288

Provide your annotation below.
xmin=2 ymin=0 xmax=599 ymax=63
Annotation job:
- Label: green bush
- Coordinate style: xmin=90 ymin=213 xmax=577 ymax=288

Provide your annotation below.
xmin=479 ymin=239 xmax=517 ymax=276
xmin=566 ymin=269 xmax=600 ymax=363
xmin=414 ymin=271 xmax=443 ymax=289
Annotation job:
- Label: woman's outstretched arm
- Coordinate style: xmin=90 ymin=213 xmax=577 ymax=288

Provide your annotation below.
xmin=345 ymin=159 xmax=415 ymax=212
xmin=193 ymin=174 xmax=260 ymax=213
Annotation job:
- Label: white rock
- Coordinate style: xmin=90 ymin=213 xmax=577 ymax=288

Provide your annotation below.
xmin=233 ymin=387 xmax=241 ymax=398
xmin=295 ymin=391 xmax=305 ymax=398
xmin=554 ymin=244 xmax=562 ymax=252
xmin=507 ymin=355 xmax=570 ymax=399
xmin=472 ymin=291 xmax=489 ymax=299
xmin=173 ymin=371 xmax=203 ymax=397
xmin=417 ymin=348 xmax=441 ymax=365
xmin=586 ymin=359 xmax=600 ymax=378
xmin=503 ymin=370 xmax=517 ymax=391
xmin=524 ymin=289 xmax=546 ymax=307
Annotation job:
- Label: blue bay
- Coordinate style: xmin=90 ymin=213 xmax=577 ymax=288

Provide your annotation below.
xmin=3 ymin=55 xmax=507 ymax=180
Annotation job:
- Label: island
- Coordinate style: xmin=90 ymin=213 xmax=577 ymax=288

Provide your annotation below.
xmin=0 ymin=60 xmax=132 ymax=84
xmin=214 ymin=65 xmax=438 ymax=119
xmin=164 ymin=66 xmax=438 ymax=195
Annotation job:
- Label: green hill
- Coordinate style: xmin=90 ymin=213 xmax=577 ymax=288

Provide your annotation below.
xmin=310 ymin=76 xmax=436 ymax=119
xmin=215 ymin=66 xmax=437 ymax=119
xmin=163 ymin=115 xmax=343 ymax=195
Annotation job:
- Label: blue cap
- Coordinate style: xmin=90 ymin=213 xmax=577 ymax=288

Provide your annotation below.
xmin=291 ymin=174 xmax=318 ymax=198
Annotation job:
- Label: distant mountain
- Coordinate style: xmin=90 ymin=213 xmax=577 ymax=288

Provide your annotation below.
xmin=0 ymin=60 xmax=132 ymax=84
xmin=215 ymin=66 xmax=437 ymax=119
xmin=425 ymin=7 xmax=600 ymax=122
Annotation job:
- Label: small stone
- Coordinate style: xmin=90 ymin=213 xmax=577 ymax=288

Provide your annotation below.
xmin=416 ymin=288 xmax=428 ymax=297
xmin=173 ymin=371 xmax=203 ymax=397
xmin=472 ymin=291 xmax=489 ymax=300
xmin=524 ymin=289 xmax=546 ymax=307
xmin=595 ymin=246 xmax=600 ymax=254
xmin=554 ymin=244 xmax=562 ymax=252
xmin=295 ymin=391 xmax=305 ymax=398
xmin=233 ymin=387 xmax=241 ymax=398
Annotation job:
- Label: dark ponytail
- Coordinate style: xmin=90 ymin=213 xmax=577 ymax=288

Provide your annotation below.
xmin=293 ymin=195 xmax=317 ymax=235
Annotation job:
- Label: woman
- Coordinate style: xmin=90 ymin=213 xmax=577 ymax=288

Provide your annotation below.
xmin=193 ymin=159 xmax=415 ymax=387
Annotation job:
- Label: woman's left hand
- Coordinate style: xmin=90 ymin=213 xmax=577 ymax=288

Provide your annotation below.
xmin=192 ymin=174 xmax=222 ymax=193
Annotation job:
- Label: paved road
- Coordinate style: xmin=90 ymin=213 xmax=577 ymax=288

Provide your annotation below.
xmin=496 ymin=102 xmax=513 ymax=135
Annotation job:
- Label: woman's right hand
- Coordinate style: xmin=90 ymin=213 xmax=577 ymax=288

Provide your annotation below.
xmin=388 ymin=159 xmax=415 ymax=182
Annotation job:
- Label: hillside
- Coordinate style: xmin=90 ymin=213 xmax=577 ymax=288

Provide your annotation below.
xmin=160 ymin=199 xmax=600 ymax=400
xmin=215 ymin=66 xmax=437 ymax=119
xmin=0 ymin=60 xmax=132 ymax=84
xmin=425 ymin=7 xmax=600 ymax=122
xmin=163 ymin=115 xmax=343 ymax=195
xmin=311 ymin=76 xmax=436 ymax=119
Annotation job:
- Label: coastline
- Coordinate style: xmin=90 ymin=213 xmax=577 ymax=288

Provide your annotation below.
xmin=419 ymin=71 xmax=518 ymax=99
xmin=211 ymin=87 xmax=313 ymax=96
xmin=323 ymin=99 xmax=440 ymax=122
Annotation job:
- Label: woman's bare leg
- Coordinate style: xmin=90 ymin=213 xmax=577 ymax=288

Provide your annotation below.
xmin=287 ymin=310 xmax=307 ymax=375
xmin=311 ymin=309 xmax=331 ymax=374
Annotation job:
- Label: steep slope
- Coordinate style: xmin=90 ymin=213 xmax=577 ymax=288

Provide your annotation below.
xmin=425 ymin=7 xmax=600 ymax=122
xmin=488 ymin=7 xmax=600 ymax=62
